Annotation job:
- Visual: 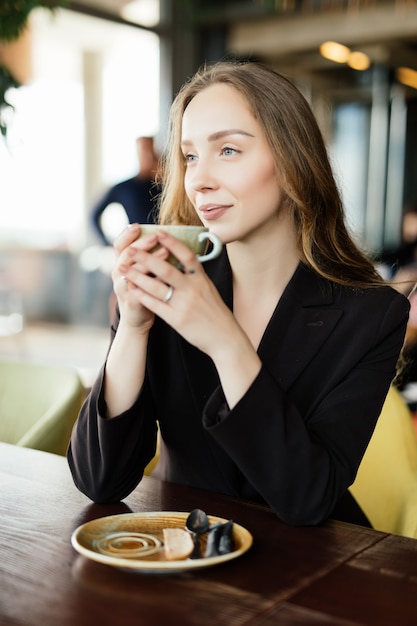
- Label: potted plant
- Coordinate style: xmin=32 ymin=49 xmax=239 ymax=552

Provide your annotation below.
xmin=0 ymin=0 xmax=64 ymax=137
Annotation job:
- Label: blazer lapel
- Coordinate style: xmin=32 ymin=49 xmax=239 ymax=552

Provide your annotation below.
xmin=258 ymin=263 xmax=343 ymax=390
xmin=180 ymin=253 xmax=343 ymax=405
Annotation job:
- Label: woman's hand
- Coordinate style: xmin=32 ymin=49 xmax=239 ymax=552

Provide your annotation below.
xmin=120 ymin=228 xmax=235 ymax=356
xmin=112 ymin=223 xmax=169 ymax=332
xmin=115 ymin=227 xmax=261 ymax=409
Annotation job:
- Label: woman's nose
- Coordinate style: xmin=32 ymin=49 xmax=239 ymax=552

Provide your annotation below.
xmin=188 ymin=158 xmax=218 ymax=191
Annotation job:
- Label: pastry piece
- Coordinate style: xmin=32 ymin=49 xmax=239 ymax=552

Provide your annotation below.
xmin=163 ymin=528 xmax=194 ymax=560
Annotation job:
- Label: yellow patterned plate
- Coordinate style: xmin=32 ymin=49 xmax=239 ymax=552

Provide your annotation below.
xmin=71 ymin=511 xmax=253 ymax=573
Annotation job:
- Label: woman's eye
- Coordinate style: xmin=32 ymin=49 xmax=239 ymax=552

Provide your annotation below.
xmin=184 ymin=153 xmax=197 ymax=163
xmin=222 ymin=147 xmax=238 ymax=156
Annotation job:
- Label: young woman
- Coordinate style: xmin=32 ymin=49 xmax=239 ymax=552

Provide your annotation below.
xmin=68 ymin=61 xmax=409 ymax=527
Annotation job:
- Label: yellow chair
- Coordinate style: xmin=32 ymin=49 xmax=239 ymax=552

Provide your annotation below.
xmin=144 ymin=423 xmax=160 ymax=476
xmin=349 ymin=385 xmax=417 ymax=538
xmin=0 ymin=359 xmax=85 ymax=456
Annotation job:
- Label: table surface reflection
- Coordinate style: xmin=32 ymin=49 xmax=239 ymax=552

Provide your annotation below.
xmin=1 ymin=441 xmax=417 ymax=626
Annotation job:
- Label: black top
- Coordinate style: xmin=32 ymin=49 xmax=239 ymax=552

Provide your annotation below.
xmin=68 ymin=252 xmax=409 ymax=527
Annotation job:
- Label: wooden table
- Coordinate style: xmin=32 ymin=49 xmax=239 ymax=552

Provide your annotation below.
xmin=1 ymin=441 xmax=417 ymax=626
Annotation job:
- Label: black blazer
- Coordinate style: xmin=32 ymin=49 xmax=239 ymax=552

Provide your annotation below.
xmin=68 ymin=252 xmax=409 ymax=527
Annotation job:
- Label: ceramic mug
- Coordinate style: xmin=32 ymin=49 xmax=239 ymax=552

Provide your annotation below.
xmin=137 ymin=224 xmax=222 ymax=268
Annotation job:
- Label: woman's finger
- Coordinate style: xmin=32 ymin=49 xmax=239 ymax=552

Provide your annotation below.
xmin=113 ymin=223 xmax=141 ymax=254
xmin=114 ymin=223 xmax=164 ymax=257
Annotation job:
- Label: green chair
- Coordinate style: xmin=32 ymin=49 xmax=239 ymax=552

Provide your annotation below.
xmin=349 ymin=385 xmax=417 ymax=538
xmin=0 ymin=359 xmax=85 ymax=456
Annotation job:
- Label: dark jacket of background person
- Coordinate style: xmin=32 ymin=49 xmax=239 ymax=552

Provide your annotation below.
xmin=91 ymin=137 xmax=160 ymax=246
xmin=68 ymin=252 xmax=409 ymax=527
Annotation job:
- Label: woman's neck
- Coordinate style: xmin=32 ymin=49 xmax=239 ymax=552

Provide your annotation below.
xmin=226 ymin=216 xmax=300 ymax=349
xmin=226 ymin=214 xmax=300 ymax=297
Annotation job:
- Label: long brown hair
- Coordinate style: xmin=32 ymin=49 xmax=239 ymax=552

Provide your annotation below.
xmin=158 ymin=60 xmax=383 ymax=288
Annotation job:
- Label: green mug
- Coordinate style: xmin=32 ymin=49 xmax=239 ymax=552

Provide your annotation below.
xmin=137 ymin=225 xmax=222 ymax=268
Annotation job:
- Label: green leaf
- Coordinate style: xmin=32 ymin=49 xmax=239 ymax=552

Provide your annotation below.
xmin=0 ymin=64 xmax=21 ymax=138
xmin=0 ymin=1 xmax=66 ymax=42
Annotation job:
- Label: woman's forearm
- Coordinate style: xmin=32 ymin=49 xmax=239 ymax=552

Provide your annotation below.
xmin=104 ymin=323 xmax=149 ymax=418
xmin=209 ymin=325 xmax=262 ymax=410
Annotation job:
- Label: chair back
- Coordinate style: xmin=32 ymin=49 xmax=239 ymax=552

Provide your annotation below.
xmin=350 ymin=385 xmax=417 ymax=538
xmin=0 ymin=360 xmax=84 ymax=455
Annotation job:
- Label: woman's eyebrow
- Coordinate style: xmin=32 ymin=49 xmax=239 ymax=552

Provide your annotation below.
xmin=181 ymin=129 xmax=254 ymax=147
xmin=208 ymin=129 xmax=255 ymax=141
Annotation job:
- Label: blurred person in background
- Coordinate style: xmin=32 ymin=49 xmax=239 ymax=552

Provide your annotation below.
xmin=91 ymin=136 xmax=160 ymax=245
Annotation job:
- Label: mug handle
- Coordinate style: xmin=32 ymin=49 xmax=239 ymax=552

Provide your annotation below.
xmin=197 ymin=232 xmax=223 ymax=263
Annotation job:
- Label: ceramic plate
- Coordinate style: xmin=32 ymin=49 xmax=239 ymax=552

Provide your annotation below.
xmin=71 ymin=511 xmax=253 ymax=573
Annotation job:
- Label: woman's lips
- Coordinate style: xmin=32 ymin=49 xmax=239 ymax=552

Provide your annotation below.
xmin=198 ymin=204 xmax=231 ymax=221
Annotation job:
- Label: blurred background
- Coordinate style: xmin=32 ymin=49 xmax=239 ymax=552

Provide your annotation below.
xmin=1 ymin=0 xmax=417 ymax=386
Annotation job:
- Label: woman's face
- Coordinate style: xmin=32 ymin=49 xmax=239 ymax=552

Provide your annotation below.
xmin=181 ymin=83 xmax=283 ymax=245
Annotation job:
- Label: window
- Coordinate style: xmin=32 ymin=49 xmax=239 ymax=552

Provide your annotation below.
xmin=0 ymin=8 xmax=160 ymax=250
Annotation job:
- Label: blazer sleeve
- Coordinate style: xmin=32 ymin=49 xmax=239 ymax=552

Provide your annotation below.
xmin=67 ymin=322 xmax=158 ymax=503
xmin=202 ymin=289 xmax=409 ymax=525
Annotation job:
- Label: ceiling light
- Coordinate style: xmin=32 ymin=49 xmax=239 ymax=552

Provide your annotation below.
xmin=348 ymin=51 xmax=371 ymax=71
xmin=121 ymin=0 xmax=160 ymax=27
xmin=396 ymin=66 xmax=417 ymax=90
xmin=320 ymin=41 xmax=351 ymax=64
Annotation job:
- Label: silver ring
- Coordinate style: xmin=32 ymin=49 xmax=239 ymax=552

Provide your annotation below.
xmin=164 ymin=285 xmax=174 ymax=303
